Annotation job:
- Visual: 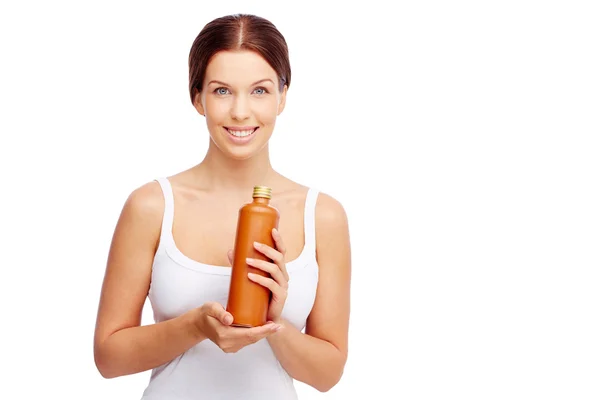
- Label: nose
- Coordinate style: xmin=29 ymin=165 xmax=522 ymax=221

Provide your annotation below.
xmin=230 ymin=94 xmax=251 ymax=121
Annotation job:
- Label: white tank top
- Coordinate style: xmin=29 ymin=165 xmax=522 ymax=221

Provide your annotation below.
xmin=141 ymin=177 xmax=320 ymax=400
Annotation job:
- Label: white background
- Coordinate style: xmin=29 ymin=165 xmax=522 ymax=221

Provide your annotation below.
xmin=1 ymin=1 xmax=599 ymax=399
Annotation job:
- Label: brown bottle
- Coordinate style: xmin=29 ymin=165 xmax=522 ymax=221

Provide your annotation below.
xmin=226 ymin=186 xmax=280 ymax=327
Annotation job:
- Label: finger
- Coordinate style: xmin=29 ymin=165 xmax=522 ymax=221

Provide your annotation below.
xmin=246 ymin=258 xmax=287 ymax=288
xmin=227 ymin=249 xmax=234 ymax=266
xmin=271 ymin=228 xmax=289 ymax=282
xmin=207 ymin=302 xmax=233 ymax=325
xmin=248 ymin=273 xmax=287 ymax=299
xmin=253 ymin=241 xmax=284 ymax=267
xmin=242 ymin=321 xmax=282 ymax=342
xmin=271 ymin=228 xmax=287 ymax=257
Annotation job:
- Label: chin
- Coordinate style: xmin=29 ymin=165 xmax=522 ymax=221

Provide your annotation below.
xmin=225 ymin=149 xmax=257 ymax=161
xmin=213 ymin=140 xmax=267 ymax=161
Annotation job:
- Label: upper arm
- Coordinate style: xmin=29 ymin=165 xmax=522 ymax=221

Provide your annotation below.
xmin=305 ymin=192 xmax=351 ymax=361
xmin=94 ymin=181 xmax=164 ymax=350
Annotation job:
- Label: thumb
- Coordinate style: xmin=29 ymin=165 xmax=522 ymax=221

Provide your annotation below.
xmin=221 ymin=311 xmax=234 ymax=326
xmin=209 ymin=302 xmax=233 ymax=325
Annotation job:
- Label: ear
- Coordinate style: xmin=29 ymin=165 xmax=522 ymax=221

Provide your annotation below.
xmin=192 ymin=89 xmax=205 ymax=116
xmin=277 ymin=85 xmax=288 ymax=115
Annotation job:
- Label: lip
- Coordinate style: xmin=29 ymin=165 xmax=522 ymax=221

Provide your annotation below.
xmin=224 ymin=126 xmax=259 ymax=131
xmin=223 ymin=126 xmax=258 ymax=145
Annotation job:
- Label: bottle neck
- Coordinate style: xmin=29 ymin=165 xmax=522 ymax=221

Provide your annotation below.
xmin=253 ymin=197 xmax=270 ymax=204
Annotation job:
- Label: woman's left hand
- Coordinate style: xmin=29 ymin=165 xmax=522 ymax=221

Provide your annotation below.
xmin=228 ymin=228 xmax=289 ymax=324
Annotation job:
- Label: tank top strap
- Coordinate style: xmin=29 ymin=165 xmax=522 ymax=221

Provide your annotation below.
xmin=303 ymin=187 xmax=320 ymax=256
xmin=155 ymin=177 xmax=174 ymax=239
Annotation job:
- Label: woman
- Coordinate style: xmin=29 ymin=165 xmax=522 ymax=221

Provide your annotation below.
xmin=93 ymin=13 xmax=351 ymax=399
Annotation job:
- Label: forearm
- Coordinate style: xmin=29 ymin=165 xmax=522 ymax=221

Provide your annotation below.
xmin=95 ymin=310 xmax=205 ymax=378
xmin=267 ymin=319 xmax=346 ymax=392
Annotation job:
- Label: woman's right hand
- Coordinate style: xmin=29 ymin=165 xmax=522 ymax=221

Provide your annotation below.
xmin=194 ymin=302 xmax=282 ymax=353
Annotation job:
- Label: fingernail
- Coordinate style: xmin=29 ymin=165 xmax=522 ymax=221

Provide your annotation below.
xmin=253 ymin=241 xmax=260 ymax=248
xmin=248 ymin=272 xmax=256 ymax=279
xmin=246 ymin=257 xmax=253 ymax=264
xmin=224 ymin=315 xmax=233 ymax=324
xmin=274 ymin=324 xmax=283 ymax=331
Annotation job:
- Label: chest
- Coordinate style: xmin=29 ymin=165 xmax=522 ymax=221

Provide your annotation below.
xmin=172 ymin=195 xmax=306 ymax=267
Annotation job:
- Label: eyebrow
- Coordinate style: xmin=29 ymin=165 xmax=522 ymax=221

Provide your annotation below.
xmin=207 ymin=78 xmax=275 ymax=87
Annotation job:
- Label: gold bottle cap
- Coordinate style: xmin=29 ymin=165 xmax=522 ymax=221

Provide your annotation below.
xmin=253 ymin=186 xmax=272 ymax=199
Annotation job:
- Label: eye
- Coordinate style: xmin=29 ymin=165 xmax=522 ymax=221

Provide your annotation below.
xmin=253 ymin=87 xmax=268 ymax=95
xmin=214 ymin=87 xmax=230 ymax=95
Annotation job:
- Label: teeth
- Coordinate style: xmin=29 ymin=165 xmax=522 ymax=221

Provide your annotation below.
xmin=227 ymin=128 xmax=256 ymax=137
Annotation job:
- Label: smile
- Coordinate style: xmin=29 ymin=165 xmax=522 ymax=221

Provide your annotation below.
xmin=225 ymin=127 xmax=258 ymax=137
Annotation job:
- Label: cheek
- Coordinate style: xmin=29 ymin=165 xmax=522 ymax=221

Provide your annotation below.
xmin=254 ymin=100 xmax=279 ymax=124
xmin=205 ymin=97 xmax=230 ymax=119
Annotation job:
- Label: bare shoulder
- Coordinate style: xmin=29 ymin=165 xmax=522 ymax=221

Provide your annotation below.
xmin=123 ymin=180 xmax=164 ymax=218
xmin=315 ymin=191 xmax=350 ymax=242
xmin=112 ymin=180 xmax=166 ymax=254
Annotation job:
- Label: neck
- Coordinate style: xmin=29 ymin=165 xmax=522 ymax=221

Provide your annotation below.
xmin=194 ymin=140 xmax=277 ymax=194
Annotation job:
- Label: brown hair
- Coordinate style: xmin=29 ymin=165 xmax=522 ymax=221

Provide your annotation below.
xmin=188 ymin=13 xmax=291 ymax=104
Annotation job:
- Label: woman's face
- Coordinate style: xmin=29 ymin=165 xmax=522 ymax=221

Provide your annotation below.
xmin=194 ymin=50 xmax=287 ymax=160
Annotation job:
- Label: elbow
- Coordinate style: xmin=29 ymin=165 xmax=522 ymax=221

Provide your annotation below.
xmin=314 ymin=349 xmax=347 ymax=392
xmin=96 ymin=364 xmax=119 ymax=380
xmin=316 ymin=383 xmax=335 ymax=393
xmin=315 ymin=377 xmax=340 ymax=393
xmin=95 ymin=352 xmax=118 ymax=379
xmin=95 ymin=356 xmax=123 ymax=379
xmin=97 ymin=367 xmax=117 ymax=380
xmin=315 ymin=366 xmax=345 ymax=393
xmin=94 ymin=342 xmax=121 ymax=379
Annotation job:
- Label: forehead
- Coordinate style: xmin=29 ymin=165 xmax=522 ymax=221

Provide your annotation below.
xmin=204 ymin=50 xmax=278 ymax=86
